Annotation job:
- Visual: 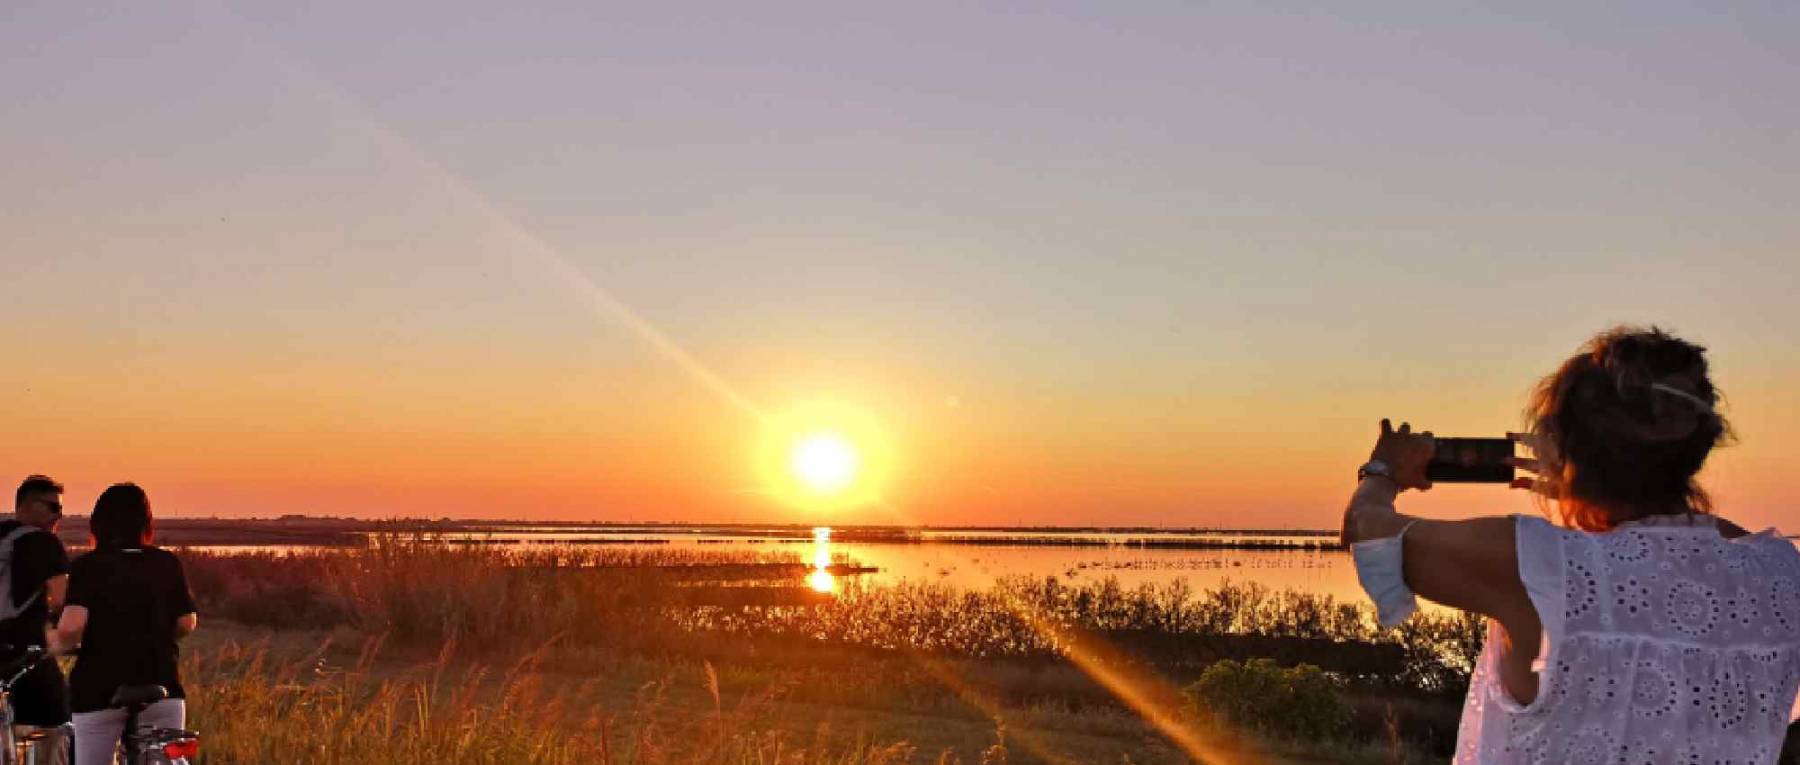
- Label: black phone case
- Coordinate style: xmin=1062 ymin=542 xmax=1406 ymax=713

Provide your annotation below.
xmin=1424 ymin=437 xmax=1515 ymax=483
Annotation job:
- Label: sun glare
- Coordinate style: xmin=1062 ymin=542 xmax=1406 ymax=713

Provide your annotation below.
xmin=808 ymin=527 xmax=836 ymax=593
xmin=757 ymin=402 xmax=892 ymax=511
xmin=791 ymin=432 xmax=858 ymax=494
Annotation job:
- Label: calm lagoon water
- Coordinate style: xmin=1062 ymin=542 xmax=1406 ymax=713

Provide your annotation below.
xmin=392 ymin=526 xmax=1367 ymax=603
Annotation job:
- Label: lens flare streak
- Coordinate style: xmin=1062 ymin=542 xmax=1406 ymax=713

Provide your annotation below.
xmin=997 ymin=594 xmax=1264 ymax=765
xmin=207 ymin=3 xmax=769 ymax=426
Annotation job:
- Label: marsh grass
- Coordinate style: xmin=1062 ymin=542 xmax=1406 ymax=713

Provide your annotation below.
xmin=186 ymin=638 xmax=945 ymax=765
xmin=183 ymin=541 xmax=1479 ymax=689
xmin=177 ymin=540 xmax=1478 ymax=762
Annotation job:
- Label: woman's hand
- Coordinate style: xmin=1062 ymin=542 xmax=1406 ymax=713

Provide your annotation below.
xmin=50 ymin=605 xmax=86 ymax=657
xmin=1343 ymin=419 xmax=1431 ymax=545
xmin=1370 ymin=418 xmax=1435 ymax=492
xmin=1505 ymin=431 xmax=1559 ymax=497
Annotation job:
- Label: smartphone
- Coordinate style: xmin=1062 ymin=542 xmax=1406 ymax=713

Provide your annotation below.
xmin=1424 ymin=437 xmax=1515 ymax=483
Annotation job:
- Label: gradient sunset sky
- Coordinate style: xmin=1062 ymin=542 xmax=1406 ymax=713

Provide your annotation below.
xmin=3 ymin=2 xmax=1796 ymax=529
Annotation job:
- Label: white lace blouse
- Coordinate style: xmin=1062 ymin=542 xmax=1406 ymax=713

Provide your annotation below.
xmin=1455 ymin=515 xmax=1800 ymax=763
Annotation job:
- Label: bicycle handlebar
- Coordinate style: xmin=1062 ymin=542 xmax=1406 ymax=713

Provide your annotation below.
xmin=0 ymin=644 xmax=48 ymax=690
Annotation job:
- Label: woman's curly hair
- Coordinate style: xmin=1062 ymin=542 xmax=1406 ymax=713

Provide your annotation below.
xmin=1525 ymin=326 xmax=1733 ymax=531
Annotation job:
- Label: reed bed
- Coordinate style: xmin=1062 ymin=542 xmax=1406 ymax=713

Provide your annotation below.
xmin=185 ymin=640 xmax=943 ymax=765
xmin=180 ymin=540 xmax=1482 ymax=695
xmin=678 ymin=578 xmax=1482 ymax=695
xmin=181 ymin=541 xmax=813 ymax=646
xmin=168 ymin=540 xmax=1486 ymax=762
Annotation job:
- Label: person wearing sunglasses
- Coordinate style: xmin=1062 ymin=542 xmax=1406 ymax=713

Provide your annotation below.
xmin=1 ymin=474 xmax=73 ymax=759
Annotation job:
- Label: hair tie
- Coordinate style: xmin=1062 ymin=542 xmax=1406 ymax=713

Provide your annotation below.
xmin=1650 ymin=382 xmax=1713 ymax=414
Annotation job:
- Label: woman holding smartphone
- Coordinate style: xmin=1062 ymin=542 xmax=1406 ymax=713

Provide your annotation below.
xmin=1342 ymin=327 xmax=1800 ymax=763
xmin=52 ymin=483 xmax=198 ymax=765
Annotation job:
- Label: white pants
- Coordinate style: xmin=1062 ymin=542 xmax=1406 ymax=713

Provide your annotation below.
xmin=71 ymin=699 xmax=184 ymax=765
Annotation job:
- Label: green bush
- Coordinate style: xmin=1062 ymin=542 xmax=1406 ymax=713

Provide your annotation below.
xmin=1184 ymin=658 xmax=1351 ymax=741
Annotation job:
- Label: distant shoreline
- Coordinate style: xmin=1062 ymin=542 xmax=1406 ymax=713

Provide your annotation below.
xmin=51 ymin=515 xmax=1346 ymax=549
xmin=55 ymin=516 xmax=1791 ymax=550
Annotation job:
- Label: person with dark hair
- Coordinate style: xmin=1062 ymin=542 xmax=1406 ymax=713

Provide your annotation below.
xmin=1341 ymin=327 xmax=1800 ymax=763
xmin=51 ymin=483 xmax=197 ymax=765
xmin=2 ymin=474 xmax=73 ymax=755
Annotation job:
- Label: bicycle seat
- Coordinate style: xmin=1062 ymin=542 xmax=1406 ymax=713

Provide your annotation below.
xmin=110 ymin=685 xmax=169 ymax=708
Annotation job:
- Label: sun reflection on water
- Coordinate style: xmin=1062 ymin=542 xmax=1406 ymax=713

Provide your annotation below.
xmin=808 ymin=526 xmax=835 ymax=593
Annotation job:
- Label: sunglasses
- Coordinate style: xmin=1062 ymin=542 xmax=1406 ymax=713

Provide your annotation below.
xmin=35 ymin=499 xmax=62 ymax=515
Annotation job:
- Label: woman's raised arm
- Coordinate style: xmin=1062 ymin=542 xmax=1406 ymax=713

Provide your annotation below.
xmin=1342 ymin=420 xmax=1544 ymax=701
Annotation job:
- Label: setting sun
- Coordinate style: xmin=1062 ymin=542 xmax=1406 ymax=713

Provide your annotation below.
xmin=791 ymin=432 xmax=858 ymax=494
xmin=756 ymin=403 xmax=894 ymax=511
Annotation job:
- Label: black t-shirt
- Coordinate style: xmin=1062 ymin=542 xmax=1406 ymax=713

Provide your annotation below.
xmin=0 ymin=519 xmax=71 ymax=726
xmin=66 ymin=546 xmax=197 ymax=714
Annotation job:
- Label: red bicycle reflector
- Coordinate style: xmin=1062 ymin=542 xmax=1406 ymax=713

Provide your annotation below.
xmin=163 ymin=737 xmax=201 ymax=759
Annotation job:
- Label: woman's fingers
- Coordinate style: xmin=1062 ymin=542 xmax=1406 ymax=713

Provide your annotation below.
xmin=1507 ymin=456 xmax=1541 ymax=474
xmin=1380 ymin=420 xmax=1429 ymax=439
xmin=1510 ymin=476 xmax=1559 ymax=497
xmin=1507 ymin=431 xmax=1547 ymax=452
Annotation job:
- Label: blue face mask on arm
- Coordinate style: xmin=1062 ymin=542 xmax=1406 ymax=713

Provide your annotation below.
xmin=1351 ymin=520 xmax=1420 ymax=626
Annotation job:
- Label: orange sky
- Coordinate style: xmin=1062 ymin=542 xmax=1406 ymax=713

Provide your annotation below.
xmin=3 ymin=4 xmax=1796 ymax=530
xmin=4 ymin=320 xmax=1795 ymax=531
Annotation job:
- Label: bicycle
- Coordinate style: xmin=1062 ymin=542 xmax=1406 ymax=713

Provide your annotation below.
xmin=0 ymin=643 xmax=200 ymax=765
xmin=106 ymin=685 xmax=198 ymax=765
xmin=0 ymin=644 xmax=69 ymax=765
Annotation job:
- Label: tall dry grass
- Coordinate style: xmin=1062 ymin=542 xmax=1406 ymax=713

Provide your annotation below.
xmin=180 ymin=540 xmax=1482 ymax=695
xmin=182 ymin=541 xmax=814 ymax=652
xmin=173 ymin=540 xmax=1480 ymax=762
xmin=186 ymin=639 xmax=948 ymax=765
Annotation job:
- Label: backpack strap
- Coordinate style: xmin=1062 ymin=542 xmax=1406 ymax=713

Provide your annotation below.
xmin=0 ymin=525 xmax=48 ymax=616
